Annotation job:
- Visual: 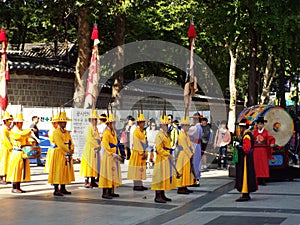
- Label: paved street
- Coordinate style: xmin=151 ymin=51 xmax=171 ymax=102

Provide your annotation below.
xmin=0 ymin=163 xmax=300 ymax=225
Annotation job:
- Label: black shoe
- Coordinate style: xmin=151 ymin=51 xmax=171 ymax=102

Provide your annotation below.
xmin=142 ymin=186 xmax=148 ymax=190
xmin=133 ymin=186 xmax=144 ymax=191
xmin=60 ymin=190 xmax=72 ymax=195
xmin=111 ymin=193 xmax=119 ymax=197
xmin=177 ymin=188 xmax=189 ymax=194
xmin=235 ymin=196 xmax=249 ymax=202
xmin=53 ymin=191 xmax=64 ymax=196
xmin=154 ymin=197 xmax=167 ymax=203
xmin=185 ymin=187 xmax=193 ymax=193
xmin=102 ymin=194 xmax=113 ymax=199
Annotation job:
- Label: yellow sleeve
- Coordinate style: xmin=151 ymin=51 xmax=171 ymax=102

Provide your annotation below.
xmin=67 ymin=132 xmax=74 ymax=153
xmin=10 ymin=128 xmax=31 ymax=140
xmin=133 ymin=129 xmax=146 ymax=154
xmin=155 ymin=132 xmax=170 ymax=157
xmin=178 ymin=131 xmax=193 ymax=158
xmin=85 ymin=126 xmax=99 ymax=148
xmin=101 ymin=129 xmax=113 ymax=155
xmin=53 ymin=130 xmax=70 ymax=154
xmin=0 ymin=128 xmax=12 ymax=150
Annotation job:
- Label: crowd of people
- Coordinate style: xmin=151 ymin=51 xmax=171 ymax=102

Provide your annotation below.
xmin=0 ymin=108 xmax=277 ymax=203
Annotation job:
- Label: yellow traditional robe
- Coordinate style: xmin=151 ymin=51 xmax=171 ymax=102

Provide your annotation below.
xmin=6 ymin=126 xmax=31 ymax=182
xmin=48 ymin=128 xmax=75 ymax=184
xmin=0 ymin=125 xmax=12 ymax=176
xmin=127 ymin=127 xmax=147 ymax=180
xmin=80 ymin=125 xmax=100 ymax=177
xmin=151 ymin=130 xmax=176 ymax=191
xmin=176 ymin=130 xmax=194 ymax=187
xmin=44 ymin=127 xmax=57 ymax=173
xmin=98 ymin=128 xmax=122 ymax=188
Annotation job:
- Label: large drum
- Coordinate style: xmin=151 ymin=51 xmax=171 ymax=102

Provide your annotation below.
xmin=237 ymin=105 xmax=294 ymax=147
xmin=23 ymin=146 xmax=41 ymax=159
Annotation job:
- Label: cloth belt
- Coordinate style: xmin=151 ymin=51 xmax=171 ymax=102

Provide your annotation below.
xmin=255 ymin=142 xmax=267 ymax=145
xmin=192 ymin=139 xmax=201 ymax=144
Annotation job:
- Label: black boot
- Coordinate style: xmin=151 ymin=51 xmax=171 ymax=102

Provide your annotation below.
xmin=85 ymin=178 xmax=91 ymax=188
xmin=91 ymin=177 xmax=98 ymax=187
xmin=161 ymin=191 xmax=172 ymax=201
xmin=102 ymin=188 xmax=112 ymax=199
xmin=177 ymin=187 xmax=189 ymax=194
xmin=60 ymin=184 xmax=71 ymax=195
xmin=53 ymin=184 xmax=63 ymax=196
xmin=236 ymin=193 xmax=250 ymax=202
xmin=110 ymin=188 xmax=119 ymax=197
xmin=154 ymin=191 xmax=166 ymax=203
xmin=184 ymin=187 xmax=193 ymax=193
xmin=11 ymin=182 xmax=17 ymax=193
xmin=17 ymin=182 xmax=25 ymax=193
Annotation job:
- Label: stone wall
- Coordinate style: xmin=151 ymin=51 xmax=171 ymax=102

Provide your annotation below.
xmin=7 ymin=73 xmax=74 ymax=107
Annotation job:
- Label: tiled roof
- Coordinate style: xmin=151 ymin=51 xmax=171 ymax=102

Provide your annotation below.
xmin=4 ymin=42 xmax=76 ymax=74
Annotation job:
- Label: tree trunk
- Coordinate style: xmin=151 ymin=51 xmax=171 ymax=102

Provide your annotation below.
xmin=227 ymin=45 xmax=238 ymax=133
xmin=248 ymin=23 xmax=258 ymax=106
xmin=112 ymin=11 xmax=125 ymax=108
xmin=260 ymin=53 xmax=276 ymax=104
xmin=73 ymin=6 xmax=91 ymax=108
xmin=278 ymin=59 xmax=286 ymax=107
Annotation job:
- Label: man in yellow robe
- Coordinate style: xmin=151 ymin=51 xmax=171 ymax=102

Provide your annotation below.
xmin=7 ymin=113 xmax=32 ymax=193
xmin=0 ymin=111 xmax=13 ymax=184
xmin=99 ymin=113 xmax=122 ymax=199
xmin=80 ymin=109 xmax=101 ymax=188
xmin=151 ymin=115 xmax=176 ymax=203
xmin=127 ymin=113 xmax=148 ymax=191
xmin=176 ymin=116 xmax=194 ymax=194
xmin=44 ymin=113 xmax=59 ymax=174
xmin=48 ymin=112 xmax=75 ymax=196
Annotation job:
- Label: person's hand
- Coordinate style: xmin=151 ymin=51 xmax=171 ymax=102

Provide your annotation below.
xmin=270 ymin=144 xmax=275 ymax=148
xmin=112 ymin=153 xmax=122 ymax=161
xmin=37 ymin=139 xmax=41 ymax=144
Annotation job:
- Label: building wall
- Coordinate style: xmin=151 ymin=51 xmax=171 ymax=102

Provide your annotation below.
xmin=7 ymin=73 xmax=74 ymax=107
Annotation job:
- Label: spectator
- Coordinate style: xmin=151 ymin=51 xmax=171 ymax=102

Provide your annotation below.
xmin=201 ymin=117 xmax=211 ymax=171
xmin=30 ymin=116 xmax=42 ymax=166
xmin=214 ymin=120 xmax=231 ymax=170
xmin=146 ymin=120 xmax=158 ymax=168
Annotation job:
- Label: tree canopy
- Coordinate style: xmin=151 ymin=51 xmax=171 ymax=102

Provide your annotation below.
xmin=1 ymin=0 xmax=299 ymax=105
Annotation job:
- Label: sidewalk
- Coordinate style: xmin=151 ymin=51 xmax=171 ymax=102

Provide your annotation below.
xmin=0 ymin=163 xmax=299 ymax=225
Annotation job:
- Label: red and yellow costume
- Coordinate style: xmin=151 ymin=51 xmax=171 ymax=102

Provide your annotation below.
xmin=252 ymin=128 xmax=275 ymax=178
xmin=235 ymin=130 xmax=257 ymax=194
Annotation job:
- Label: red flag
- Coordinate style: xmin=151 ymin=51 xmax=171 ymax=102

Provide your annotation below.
xmin=0 ymin=29 xmax=9 ymax=111
xmin=184 ymin=21 xmax=198 ymax=117
xmin=84 ymin=25 xmax=100 ymax=109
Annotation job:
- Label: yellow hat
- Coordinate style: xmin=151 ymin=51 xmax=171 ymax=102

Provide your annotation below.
xmin=159 ymin=115 xmax=169 ymax=124
xmin=2 ymin=111 xmax=13 ymax=121
xmin=180 ymin=116 xmax=190 ymax=125
xmin=87 ymin=109 xmax=98 ymax=119
xmin=50 ymin=114 xmax=59 ymax=122
xmin=99 ymin=114 xmax=107 ymax=120
xmin=57 ymin=112 xmax=72 ymax=122
xmin=14 ymin=113 xmax=25 ymax=122
xmin=136 ymin=113 xmax=147 ymax=122
xmin=106 ymin=114 xmax=115 ymax=123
